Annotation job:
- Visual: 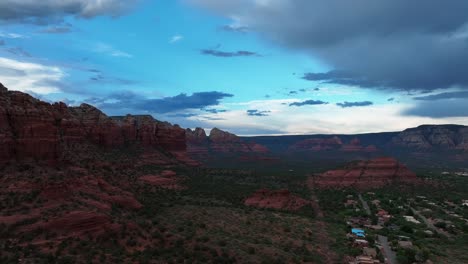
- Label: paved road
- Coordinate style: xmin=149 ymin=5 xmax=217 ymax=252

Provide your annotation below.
xmin=409 ymin=207 xmax=451 ymax=238
xmin=378 ymin=235 xmax=396 ymax=264
xmin=358 ymin=194 xmax=371 ymax=215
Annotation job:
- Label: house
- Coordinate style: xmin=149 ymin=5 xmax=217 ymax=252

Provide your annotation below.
xmin=371 ymin=200 xmax=381 ymax=206
xmin=345 ymin=199 xmax=359 ymax=207
xmin=403 ymin=216 xmax=421 ymax=224
xmin=352 ymin=228 xmax=366 ymax=237
xmin=365 ymin=224 xmax=383 ymax=230
xmin=353 ymin=255 xmax=380 ymax=264
xmin=424 ymin=230 xmax=434 ymax=236
xmin=398 ymin=241 xmax=413 ymax=249
xmin=363 ymin=247 xmax=377 ymax=258
xmin=354 ymin=239 xmax=369 ymax=247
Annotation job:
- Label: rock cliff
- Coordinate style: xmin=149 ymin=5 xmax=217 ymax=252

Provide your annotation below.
xmin=391 ymin=125 xmax=468 ymax=150
xmin=311 ymin=157 xmax=419 ymax=189
xmin=186 ymin=127 xmax=269 ymax=159
xmin=0 ymin=83 xmax=187 ymax=165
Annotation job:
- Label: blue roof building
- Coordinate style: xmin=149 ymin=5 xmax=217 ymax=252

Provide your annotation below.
xmin=351 ymin=228 xmax=366 ymax=237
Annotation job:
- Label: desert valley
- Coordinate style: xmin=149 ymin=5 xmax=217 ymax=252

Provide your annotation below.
xmin=1 ymin=84 xmax=467 ymax=263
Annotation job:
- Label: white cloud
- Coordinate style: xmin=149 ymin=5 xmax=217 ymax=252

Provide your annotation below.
xmin=0 ymin=32 xmax=26 ymax=39
xmin=0 ymin=57 xmax=65 ymax=94
xmin=169 ymin=35 xmax=184 ymax=44
xmin=191 ymin=98 xmax=468 ymax=135
xmin=93 ymin=43 xmax=133 ymax=58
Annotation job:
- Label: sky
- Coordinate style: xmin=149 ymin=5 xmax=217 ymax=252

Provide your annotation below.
xmin=1 ymin=0 xmax=468 ymax=135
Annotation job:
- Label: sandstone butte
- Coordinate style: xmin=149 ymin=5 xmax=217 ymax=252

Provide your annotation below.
xmin=0 ymin=82 xmax=188 ymax=166
xmin=310 ymin=157 xmax=419 ymax=190
xmin=288 ymin=136 xmax=377 ymax=152
xmin=244 ymin=189 xmax=310 ymax=211
xmin=185 ymin=127 xmax=269 ymax=158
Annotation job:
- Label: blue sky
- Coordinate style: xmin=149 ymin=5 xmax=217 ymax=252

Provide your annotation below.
xmin=1 ymin=0 xmax=468 ymax=135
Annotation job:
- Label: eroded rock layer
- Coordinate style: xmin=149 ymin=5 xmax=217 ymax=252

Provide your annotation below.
xmin=0 ymin=83 xmax=187 ymax=165
xmin=311 ymin=157 xmax=419 ymax=189
xmin=244 ymin=189 xmax=310 ymax=211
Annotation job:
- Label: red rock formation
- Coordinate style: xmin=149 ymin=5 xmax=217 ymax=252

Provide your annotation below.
xmin=186 ymin=127 xmax=270 ymax=161
xmin=0 ymin=84 xmax=188 ymax=165
xmin=289 ymin=136 xmax=377 ymax=153
xmin=311 ymin=157 xmax=419 ymax=189
xmin=244 ymin=189 xmax=309 ymax=211
xmin=289 ymin=136 xmax=343 ymax=151
xmin=25 ymin=211 xmax=120 ymax=237
xmin=138 ymin=170 xmax=185 ymax=190
xmin=391 ymin=125 xmax=468 ymax=150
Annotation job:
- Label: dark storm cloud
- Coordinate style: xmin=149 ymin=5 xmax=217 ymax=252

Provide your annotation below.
xmin=413 ymin=91 xmax=468 ymax=101
xmin=203 ymin=108 xmax=227 ymax=114
xmin=336 ymin=101 xmax=374 ymax=108
xmin=0 ymin=0 xmax=138 ymax=24
xmin=403 ymin=99 xmax=468 ymax=118
xmin=89 ymin=74 xmax=138 ymax=86
xmin=302 ymin=71 xmax=383 ymax=88
xmin=192 ymin=0 xmax=468 ymax=92
xmin=200 ymin=49 xmax=260 ymax=57
xmin=94 ymin=91 xmax=233 ymax=114
xmin=247 ymin=109 xmax=271 ymax=116
xmin=289 ymin=99 xmax=328 ymax=107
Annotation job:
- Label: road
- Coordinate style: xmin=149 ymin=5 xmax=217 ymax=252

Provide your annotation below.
xmin=358 ymin=193 xmax=371 ymax=215
xmin=409 ymin=207 xmax=451 ymax=238
xmin=378 ymin=235 xmax=396 ymax=264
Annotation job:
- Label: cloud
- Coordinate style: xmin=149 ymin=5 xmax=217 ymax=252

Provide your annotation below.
xmin=93 ymin=43 xmax=132 ymax=58
xmin=302 ymin=71 xmax=381 ymax=88
xmin=0 ymin=57 xmax=65 ymax=94
xmin=247 ymin=109 xmax=271 ymax=116
xmin=403 ymin=99 xmax=468 ymax=118
xmin=336 ymin=101 xmax=374 ymax=108
xmin=0 ymin=0 xmax=139 ymax=24
xmin=200 ymin=49 xmax=260 ymax=57
xmin=387 ymin=97 xmax=395 ymax=102
xmin=191 ymin=0 xmax=468 ymax=92
xmin=89 ymin=74 xmax=138 ymax=86
xmin=289 ymin=99 xmax=328 ymax=107
xmin=204 ymin=108 xmax=227 ymax=114
xmin=169 ymin=35 xmax=183 ymax=43
xmin=6 ymin=47 xmax=32 ymax=57
xmin=39 ymin=25 xmax=73 ymax=34
xmin=221 ymin=25 xmax=249 ymax=33
xmin=0 ymin=32 xmax=26 ymax=38
xmin=413 ymin=91 xmax=468 ymax=101
xmin=93 ymin=91 xmax=234 ymax=114
xmin=0 ymin=40 xmax=4 ymax=46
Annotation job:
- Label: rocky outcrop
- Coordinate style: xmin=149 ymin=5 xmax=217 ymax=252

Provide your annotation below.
xmin=244 ymin=189 xmax=310 ymax=211
xmin=311 ymin=157 xmax=419 ymax=189
xmin=186 ymin=127 xmax=270 ymax=158
xmin=0 ymin=84 xmax=187 ymax=165
xmin=138 ymin=170 xmax=185 ymax=190
xmin=288 ymin=136 xmax=377 ymax=152
xmin=391 ymin=125 xmax=468 ymax=150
